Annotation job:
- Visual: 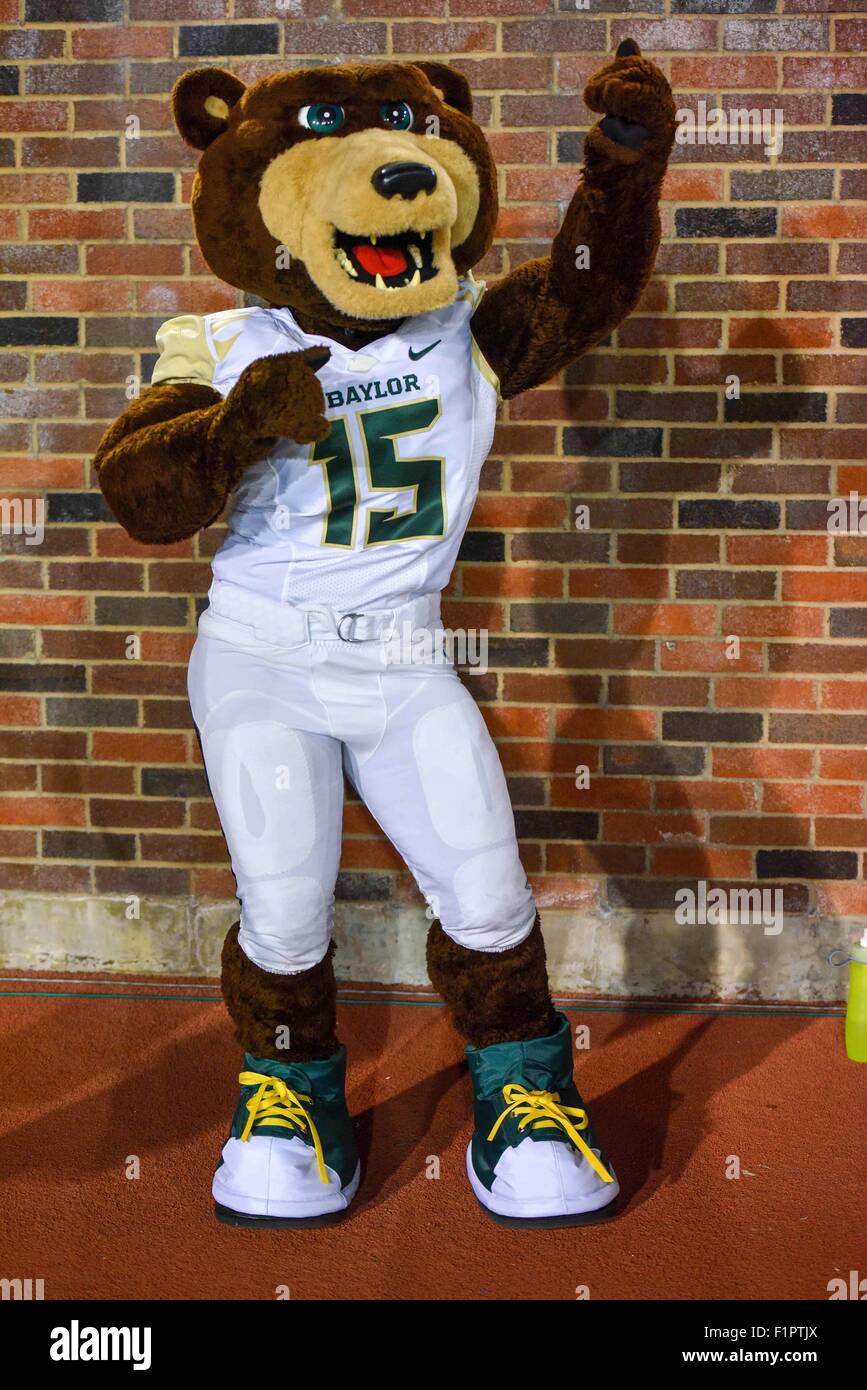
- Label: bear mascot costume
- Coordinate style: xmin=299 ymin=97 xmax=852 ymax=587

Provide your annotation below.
xmin=94 ymin=41 xmax=676 ymax=1228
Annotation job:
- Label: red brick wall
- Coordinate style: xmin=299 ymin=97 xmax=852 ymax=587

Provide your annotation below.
xmin=1 ymin=3 xmax=865 ymax=924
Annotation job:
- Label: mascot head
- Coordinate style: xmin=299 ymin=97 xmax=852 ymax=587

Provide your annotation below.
xmin=172 ymin=60 xmax=498 ymax=333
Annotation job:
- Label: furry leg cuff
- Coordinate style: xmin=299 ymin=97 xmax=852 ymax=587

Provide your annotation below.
xmin=221 ymin=922 xmax=340 ymax=1061
xmin=426 ymin=915 xmax=558 ymax=1049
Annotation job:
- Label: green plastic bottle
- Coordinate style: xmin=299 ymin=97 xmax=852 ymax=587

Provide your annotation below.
xmin=845 ymin=930 xmax=867 ymax=1064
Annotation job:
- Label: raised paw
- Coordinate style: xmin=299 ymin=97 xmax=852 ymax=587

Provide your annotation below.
xmin=584 ymin=40 xmax=677 ymax=161
xmin=221 ymin=347 xmax=332 ymax=448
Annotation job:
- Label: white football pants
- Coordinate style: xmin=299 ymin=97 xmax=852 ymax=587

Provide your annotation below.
xmin=188 ymin=580 xmax=537 ymax=975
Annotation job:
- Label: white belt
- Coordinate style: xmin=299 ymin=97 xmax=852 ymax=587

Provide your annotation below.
xmin=207 ymin=579 xmax=441 ymax=645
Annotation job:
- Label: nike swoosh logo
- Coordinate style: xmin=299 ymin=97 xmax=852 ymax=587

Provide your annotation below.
xmin=408 ymin=340 xmax=441 ymax=361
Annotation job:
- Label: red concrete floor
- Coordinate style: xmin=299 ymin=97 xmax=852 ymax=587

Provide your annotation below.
xmin=0 ymin=973 xmax=864 ymax=1301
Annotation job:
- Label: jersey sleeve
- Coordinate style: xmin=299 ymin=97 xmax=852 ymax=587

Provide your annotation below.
xmin=150 ymin=314 xmax=218 ymax=389
xmin=465 ymin=278 xmax=502 ymax=401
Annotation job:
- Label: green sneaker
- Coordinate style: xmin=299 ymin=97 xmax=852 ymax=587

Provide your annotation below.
xmin=213 ymin=1047 xmax=360 ymax=1227
xmin=465 ymin=1013 xmax=619 ymax=1227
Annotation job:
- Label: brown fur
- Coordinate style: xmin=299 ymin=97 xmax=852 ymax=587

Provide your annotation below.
xmin=221 ymin=922 xmax=339 ymax=1061
xmin=471 ymin=50 xmax=677 ymax=398
xmin=95 ymin=45 xmax=674 ymax=542
xmin=94 ymin=348 xmax=330 ymax=543
xmin=257 ymin=126 xmax=480 ymax=322
xmin=94 ymin=46 xmax=676 ymax=1051
xmin=174 ymin=60 xmax=497 ymax=335
xmin=94 ymin=383 xmax=224 ymax=544
xmin=426 ymin=916 xmax=558 ymax=1049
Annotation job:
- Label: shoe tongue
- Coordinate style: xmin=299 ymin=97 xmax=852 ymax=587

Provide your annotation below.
xmin=243 ymin=1048 xmax=346 ymax=1101
xmin=520 ymin=1058 xmax=560 ymax=1092
xmin=465 ymin=1015 xmax=573 ymax=1098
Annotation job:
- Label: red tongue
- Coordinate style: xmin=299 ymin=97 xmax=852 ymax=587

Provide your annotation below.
xmin=353 ymin=242 xmax=408 ymax=278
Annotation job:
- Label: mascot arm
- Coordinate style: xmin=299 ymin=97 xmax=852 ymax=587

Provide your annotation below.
xmin=95 ymin=382 xmax=229 ymax=546
xmin=471 ymin=42 xmax=676 ymax=401
xmin=94 ymin=324 xmax=331 ymax=545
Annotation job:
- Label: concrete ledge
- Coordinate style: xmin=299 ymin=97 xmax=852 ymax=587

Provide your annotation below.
xmin=0 ymin=892 xmax=855 ymax=1002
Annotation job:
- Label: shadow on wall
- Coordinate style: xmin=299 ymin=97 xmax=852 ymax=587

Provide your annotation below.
xmin=461 ymin=316 xmax=841 ymax=1144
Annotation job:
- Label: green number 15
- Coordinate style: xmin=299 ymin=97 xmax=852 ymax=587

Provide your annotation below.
xmin=312 ymin=397 xmax=445 ymax=548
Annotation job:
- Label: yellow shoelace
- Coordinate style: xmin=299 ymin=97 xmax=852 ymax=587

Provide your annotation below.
xmin=487 ymin=1084 xmax=615 ymax=1184
xmin=237 ymin=1071 xmax=329 ymax=1185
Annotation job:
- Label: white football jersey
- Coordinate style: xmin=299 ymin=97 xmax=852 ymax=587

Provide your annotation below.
xmin=151 ymin=277 xmax=499 ymax=610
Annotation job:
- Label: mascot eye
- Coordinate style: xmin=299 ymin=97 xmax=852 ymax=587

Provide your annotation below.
xmin=380 ymin=101 xmax=413 ymax=131
xmin=299 ymin=103 xmax=345 ymax=134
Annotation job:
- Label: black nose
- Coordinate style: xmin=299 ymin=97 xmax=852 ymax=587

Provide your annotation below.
xmin=372 ymin=162 xmax=437 ymax=200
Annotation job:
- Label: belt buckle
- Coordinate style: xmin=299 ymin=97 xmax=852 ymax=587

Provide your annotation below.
xmin=337 ymin=612 xmax=367 ymax=643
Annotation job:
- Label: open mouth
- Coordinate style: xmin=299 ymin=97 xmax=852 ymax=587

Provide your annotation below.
xmin=332 ymin=228 xmax=438 ymax=290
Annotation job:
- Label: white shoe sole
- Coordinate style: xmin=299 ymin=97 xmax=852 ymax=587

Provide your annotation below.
xmin=466 ymin=1141 xmax=620 ymax=1227
xmin=214 ymin=1160 xmax=361 ymax=1228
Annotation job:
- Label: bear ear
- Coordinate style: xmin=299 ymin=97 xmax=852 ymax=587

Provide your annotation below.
xmin=172 ymin=67 xmax=247 ymax=151
xmin=412 ymin=61 xmax=473 ymax=118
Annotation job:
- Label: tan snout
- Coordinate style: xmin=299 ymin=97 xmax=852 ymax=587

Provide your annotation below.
xmin=258 ymin=128 xmax=481 ymax=319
